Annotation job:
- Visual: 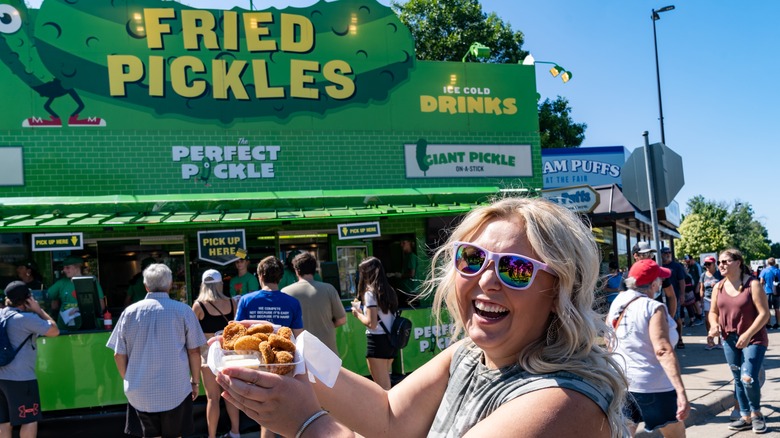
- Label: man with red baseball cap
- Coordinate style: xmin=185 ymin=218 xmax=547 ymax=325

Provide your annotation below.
xmin=628 ymin=258 xmax=672 ymax=286
xmin=608 ymin=258 xmax=689 ymax=436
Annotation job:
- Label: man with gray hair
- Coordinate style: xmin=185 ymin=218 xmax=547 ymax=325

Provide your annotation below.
xmin=107 ymin=263 xmax=206 ymax=438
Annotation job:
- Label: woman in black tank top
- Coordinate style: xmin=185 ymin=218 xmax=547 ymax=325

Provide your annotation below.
xmin=191 ymin=269 xmax=240 ymax=438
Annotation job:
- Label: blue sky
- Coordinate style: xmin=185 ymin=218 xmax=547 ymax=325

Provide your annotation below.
xmin=28 ymin=0 xmax=779 ymax=241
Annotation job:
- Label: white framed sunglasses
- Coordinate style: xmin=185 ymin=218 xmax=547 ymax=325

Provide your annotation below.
xmin=453 ymin=241 xmax=556 ymax=290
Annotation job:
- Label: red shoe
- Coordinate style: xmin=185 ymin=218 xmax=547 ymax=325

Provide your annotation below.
xmin=22 ymin=116 xmax=62 ymax=127
xmin=68 ymin=115 xmax=106 ymax=127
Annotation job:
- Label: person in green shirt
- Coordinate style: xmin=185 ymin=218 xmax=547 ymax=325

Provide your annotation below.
xmin=125 ymin=257 xmax=155 ymax=306
xmin=401 ymin=239 xmax=420 ymax=294
xmin=47 ymin=256 xmax=105 ymax=330
xmin=228 ymin=253 xmax=259 ymax=298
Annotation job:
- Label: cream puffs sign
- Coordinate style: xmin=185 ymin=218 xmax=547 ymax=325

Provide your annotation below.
xmin=540 ymin=185 xmax=599 ymax=213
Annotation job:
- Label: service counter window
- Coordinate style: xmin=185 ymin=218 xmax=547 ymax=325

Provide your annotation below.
xmin=337 ymin=246 xmax=366 ymax=300
xmin=592 ymin=226 xmax=615 ymax=276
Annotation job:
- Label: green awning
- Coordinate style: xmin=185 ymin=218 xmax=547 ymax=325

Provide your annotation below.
xmin=0 ymin=187 xmax=506 ymax=232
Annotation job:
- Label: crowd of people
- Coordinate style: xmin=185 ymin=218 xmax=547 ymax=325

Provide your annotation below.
xmin=2 ymin=196 xmax=777 ymax=437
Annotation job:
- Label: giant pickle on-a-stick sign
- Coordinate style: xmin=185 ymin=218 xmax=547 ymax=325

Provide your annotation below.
xmin=0 ymin=0 xmax=416 ymax=125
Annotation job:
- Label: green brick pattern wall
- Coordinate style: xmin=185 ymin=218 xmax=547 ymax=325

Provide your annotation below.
xmin=0 ymin=129 xmax=542 ymax=197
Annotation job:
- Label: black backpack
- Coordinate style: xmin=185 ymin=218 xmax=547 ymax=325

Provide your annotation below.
xmin=0 ymin=309 xmax=34 ymax=367
xmin=379 ymin=311 xmax=413 ymax=350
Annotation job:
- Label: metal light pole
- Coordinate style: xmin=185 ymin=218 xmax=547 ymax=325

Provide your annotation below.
xmin=652 ymin=5 xmax=675 ymax=145
xmin=642 ymin=132 xmax=661 ymax=253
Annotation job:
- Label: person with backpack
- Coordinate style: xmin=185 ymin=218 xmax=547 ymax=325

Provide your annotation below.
xmin=351 ymin=257 xmax=399 ymax=390
xmin=0 ymin=281 xmax=59 ymax=438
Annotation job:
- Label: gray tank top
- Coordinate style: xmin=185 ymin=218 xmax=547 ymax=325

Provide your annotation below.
xmin=428 ymin=340 xmax=612 ymax=437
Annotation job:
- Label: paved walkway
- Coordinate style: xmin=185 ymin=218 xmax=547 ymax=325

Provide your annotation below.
xmin=637 ymin=322 xmax=780 ymax=437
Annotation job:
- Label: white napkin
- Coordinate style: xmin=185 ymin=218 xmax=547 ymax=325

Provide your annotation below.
xmin=60 ymin=307 xmax=81 ymax=326
xmin=297 ymin=331 xmax=342 ymax=388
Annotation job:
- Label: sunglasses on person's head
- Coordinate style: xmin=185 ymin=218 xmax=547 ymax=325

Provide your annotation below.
xmin=453 ymin=241 xmax=556 ymax=290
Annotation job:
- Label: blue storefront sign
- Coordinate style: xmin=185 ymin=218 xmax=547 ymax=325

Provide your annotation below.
xmin=541 ymin=146 xmax=629 ymax=189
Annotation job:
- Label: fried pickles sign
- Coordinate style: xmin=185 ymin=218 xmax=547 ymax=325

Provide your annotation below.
xmin=0 ymin=0 xmax=414 ymax=126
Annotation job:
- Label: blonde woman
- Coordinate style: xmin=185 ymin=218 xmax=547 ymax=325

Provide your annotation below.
xmin=216 ymin=197 xmax=627 ymax=438
xmin=192 ymin=270 xmax=240 ymax=438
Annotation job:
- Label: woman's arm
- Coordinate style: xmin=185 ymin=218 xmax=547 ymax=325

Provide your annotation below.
xmin=648 ymin=308 xmax=689 ymax=421
xmin=191 ymin=301 xmax=203 ymax=320
xmin=463 ymin=387 xmax=610 ymax=438
xmin=736 ymin=279 xmax=770 ymax=348
xmin=313 ymin=340 xmax=457 ymax=437
xmin=708 ymin=283 xmax=721 ymax=338
xmin=218 ymin=339 xmax=456 ymax=438
xmin=351 ymin=304 xmax=377 ymax=329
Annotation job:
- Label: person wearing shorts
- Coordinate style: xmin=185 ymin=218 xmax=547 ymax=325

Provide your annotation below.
xmin=607 ymin=259 xmax=690 ymax=436
xmin=351 ymin=257 xmax=399 ymax=390
xmin=0 ymin=281 xmax=59 ymax=438
xmin=106 ymin=264 xmax=205 ymax=438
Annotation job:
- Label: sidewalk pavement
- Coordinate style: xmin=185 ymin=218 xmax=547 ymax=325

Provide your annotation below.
xmin=637 ymin=322 xmax=780 ymax=437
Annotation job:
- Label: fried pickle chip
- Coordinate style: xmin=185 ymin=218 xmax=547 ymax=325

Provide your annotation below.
xmin=222 ymin=322 xmax=247 ymax=350
xmin=251 ymin=333 xmax=269 ymax=342
xmin=268 ymin=333 xmax=296 ymax=353
xmin=258 ymin=341 xmax=276 ymax=364
xmin=275 ymin=350 xmax=294 ymax=364
xmin=233 ymin=335 xmax=262 ymax=351
xmin=247 ymin=324 xmax=274 ymax=335
xmin=277 ymin=326 xmax=293 ymax=340
xmin=272 ymin=350 xmax=296 ymax=375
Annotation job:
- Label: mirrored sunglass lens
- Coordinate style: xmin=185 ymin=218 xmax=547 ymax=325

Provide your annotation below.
xmin=456 ymin=245 xmax=485 ymax=274
xmin=498 ymin=256 xmax=534 ymax=288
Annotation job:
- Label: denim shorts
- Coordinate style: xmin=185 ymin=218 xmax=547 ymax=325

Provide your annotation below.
xmin=624 ymin=390 xmax=678 ymax=431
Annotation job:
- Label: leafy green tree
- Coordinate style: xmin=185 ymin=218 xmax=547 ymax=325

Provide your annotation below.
xmin=538 ymin=97 xmax=586 ymax=149
xmin=676 ymin=212 xmax=729 ymax=258
xmin=677 ymin=196 xmax=770 ymax=262
xmin=393 ymin=0 xmax=587 ymax=149
xmin=770 ymin=242 xmax=780 ymax=259
xmin=725 ymin=202 xmax=771 ymax=262
xmin=392 ymin=0 xmax=527 ymax=63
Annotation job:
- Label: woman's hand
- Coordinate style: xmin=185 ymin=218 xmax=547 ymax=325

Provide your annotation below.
xmin=736 ymin=333 xmax=751 ymax=349
xmin=707 ymin=324 xmax=720 ymax=339
xmin=217 ymin=366 xmax=322 ymax=437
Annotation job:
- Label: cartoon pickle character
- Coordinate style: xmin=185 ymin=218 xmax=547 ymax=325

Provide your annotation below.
xmin=0 ymin=0 xmax=416 ymax=126
xmin=0 ymin=2 xmax=104 ymax=127
xmin=196 ymin=159 xmax=213 ymax=187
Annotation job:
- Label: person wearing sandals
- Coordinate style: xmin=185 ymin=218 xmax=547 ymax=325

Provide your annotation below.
xmin=700 ymin=256 xmax=723 ymax=350
xmin=608 ymin=259 xmax=690 ymax=437
xmin=192 ymin=269 xmax=241 ymax=438
xmin=708 ymin=248 xmax=769 ymax=434
xmin=216 ymin=197 xmax=628 ymax=437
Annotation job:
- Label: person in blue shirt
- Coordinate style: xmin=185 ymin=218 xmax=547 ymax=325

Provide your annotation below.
xmin=234 ymin=256 xmax=303 ymax=438
xmin=235 ymin=256 xmax=303 ymax=337
xmin=759 ymin=258 xmax=780 ymax=329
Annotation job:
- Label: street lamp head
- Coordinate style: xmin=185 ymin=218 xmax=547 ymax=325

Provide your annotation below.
xmin=652 ymin=5 xmax=675 ymax=20
xmin=520 ymin=55 xmax=572 ymax=83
